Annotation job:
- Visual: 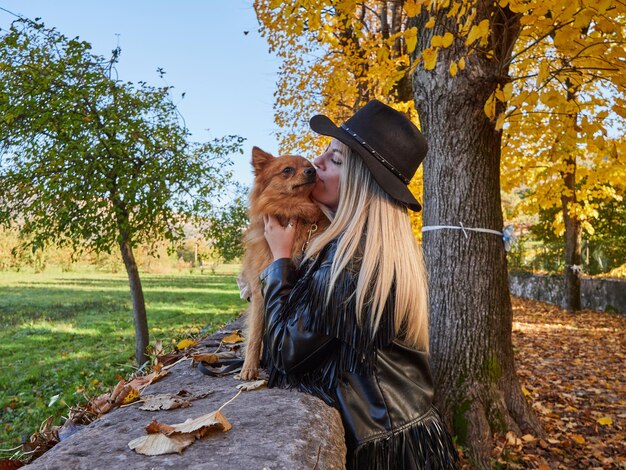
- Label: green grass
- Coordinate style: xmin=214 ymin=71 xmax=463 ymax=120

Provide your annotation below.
xmin=0 ymin=265 xmax=246 ymax=448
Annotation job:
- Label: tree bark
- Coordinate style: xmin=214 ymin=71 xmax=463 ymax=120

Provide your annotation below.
xmin=119 ymin=231 xmax=150 ymax=367
xmin=561 ymin=155 xmax=582 ymax=312
xmin=410 ymin=5 xmax=543 ymax=467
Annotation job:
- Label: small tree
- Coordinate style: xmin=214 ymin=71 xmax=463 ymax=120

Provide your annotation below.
xmin=0 ymin=19 xmax=243 ymax=366
xmin=207 ymin=183 xmax=249 ymax=263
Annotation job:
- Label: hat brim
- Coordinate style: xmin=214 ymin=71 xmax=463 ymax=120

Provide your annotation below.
xmin=310 ymin=114 xmax=422 ymax=212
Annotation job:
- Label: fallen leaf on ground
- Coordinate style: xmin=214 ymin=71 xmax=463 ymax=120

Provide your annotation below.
xmin=176 ymin=339 xmax=198 ymax=350
xmin=0 ymin=459 xmax=25 ymax=469
xmin=168 ymin=410 xmax=232 ymax=436
xmin=128 ymin=410 xmax=232 ymax=456
xmin=156 ymin=351 xmax=184 ymax=366
xmin=596 ymin=416 xmax=613 ymax=426
xmin=145 ymin=420 xmax=177 ymax=434
xmin=222 ymin=330 xmax=244 ymax=344
xmin=236 ymin=379 xmax=267 ymax=392
xmin=139 ymin=394 xmax=192 ymax=411
xmin=122 ymin=387 xmax=140 ymax=405
xmin=128 ymin=433 xmax=195 ymax=456
xmin=127 ymin=368 xmax=169 ymax=390
xmin=192 ymin=353 xmax=220 ymax=364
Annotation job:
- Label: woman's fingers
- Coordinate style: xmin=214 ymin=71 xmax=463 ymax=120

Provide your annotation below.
xmin=263 ymin=215 xmax=298 ymax=261
xmin=264 ymin=215 xmax=296 ymax=231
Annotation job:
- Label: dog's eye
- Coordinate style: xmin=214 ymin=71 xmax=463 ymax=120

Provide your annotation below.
xmin=282 ymin=167 xmax=294 ymax=175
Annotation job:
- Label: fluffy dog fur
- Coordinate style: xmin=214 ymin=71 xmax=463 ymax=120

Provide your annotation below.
xmin=240 ymin=147 xmax=329 ymax=380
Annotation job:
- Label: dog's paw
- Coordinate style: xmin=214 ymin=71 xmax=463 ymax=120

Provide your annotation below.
xmin=240 ymin=367 xmax=259 ymax=381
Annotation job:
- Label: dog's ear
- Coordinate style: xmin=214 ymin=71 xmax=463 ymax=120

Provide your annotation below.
xmin=251 ymin=147 xmax=274 ymax=175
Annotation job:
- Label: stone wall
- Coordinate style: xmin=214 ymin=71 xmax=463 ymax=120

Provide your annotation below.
xmin=509 ymin=271 xmax=626 ymax=314
xmin=25 ymin=317 xmax=347 ymax=470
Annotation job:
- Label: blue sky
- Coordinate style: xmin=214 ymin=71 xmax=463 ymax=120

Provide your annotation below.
xmin=0 ymin=1 xmax=281 ymax=186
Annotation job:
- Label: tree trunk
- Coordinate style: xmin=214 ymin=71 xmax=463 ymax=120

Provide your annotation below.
xmin=119 ymin=232 xmax=150 ymax=367
xmin=561 ymin=155 xmax=582 ymax=312
xmin=410 ymin=6 xmax=543 ymax=467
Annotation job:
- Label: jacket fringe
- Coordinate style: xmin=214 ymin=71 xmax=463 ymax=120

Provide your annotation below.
xmin=350 ymin=408 xmax=459 ymax=470
xmin=263 ymin=238 xmax=396 ymax=401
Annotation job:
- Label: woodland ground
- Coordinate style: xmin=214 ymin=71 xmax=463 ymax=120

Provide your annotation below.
xmin=0 ymin=269 xmax=624 ymax=468
xmin=485 ymin=297 xmax=626 ymax=469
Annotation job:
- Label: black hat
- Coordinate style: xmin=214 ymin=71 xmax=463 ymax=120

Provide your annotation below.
xmin=309 ymin=99 xmax=427 ymax=212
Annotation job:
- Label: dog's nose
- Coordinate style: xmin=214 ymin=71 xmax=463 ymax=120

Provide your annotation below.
xmin=304 ymin=167 xmax=316 ymax=176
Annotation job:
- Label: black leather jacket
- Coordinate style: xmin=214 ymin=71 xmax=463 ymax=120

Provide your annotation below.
xmin=260 ymin=239 xmax=458 ymax=469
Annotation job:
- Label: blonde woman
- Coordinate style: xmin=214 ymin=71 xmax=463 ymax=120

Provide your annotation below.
xmin=261 ymin=100 xmax=458 ymax=469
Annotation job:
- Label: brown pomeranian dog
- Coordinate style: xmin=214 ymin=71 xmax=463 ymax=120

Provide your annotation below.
xmin=239 ymin=147 xmax=329 ymax=380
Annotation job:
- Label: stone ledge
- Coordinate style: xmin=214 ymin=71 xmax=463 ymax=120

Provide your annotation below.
xmin=26 ymin=317 xmax=347 ymax=469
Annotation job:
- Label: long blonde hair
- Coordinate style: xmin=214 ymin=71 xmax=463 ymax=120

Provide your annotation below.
xmin=305 ymin=142 xmax=429 ymax=350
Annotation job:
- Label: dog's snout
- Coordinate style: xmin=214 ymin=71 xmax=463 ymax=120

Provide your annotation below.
xmin=304 ymin=167 xmax=316 ymax=176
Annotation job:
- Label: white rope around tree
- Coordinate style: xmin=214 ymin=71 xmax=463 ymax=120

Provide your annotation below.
xmin=422 ymin=223 xmax=516 ymax=251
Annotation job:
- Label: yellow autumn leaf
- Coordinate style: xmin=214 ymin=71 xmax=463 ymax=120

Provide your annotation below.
xmin=571 ymin=434 xmax=586 ymax=444
xmin=422 ymin=48 xmax=439 ymax=71
xmin=495 ymin=113 xmax=506 ymax=131
xmin=176 ymin=338 xmax=198 ymax=350
xmin=441 ymin=32 xmax=454 ymax=48
xmin=484 ymin=93 xmax=496 ymax=120
xmin=405 ymin=27 xmax=418 ymax=54
xmin=597 ymin=416 xmax=613 ymax=426
xmin=612 ymin=104 xmax=626 ymax=119
xmin=122 ymin=387 xmax=140 ymax=405
xmin=465 ymin=19 xmax=490 ymax=46
xmin=502 ymin=82 xmax=513 ymax=101
xmin=425 ymin=17 xmax=436 ymax=29
xmin=404 ymin=0 xmax=427 ymax=17
xmin=431 ymin=35 xmax=444 ymax=47
xmin=596 ymin=0 xmax=612 ymax=14
xmin=222 ymin=331 xmax=245 ymax=344
xmin=536 ymin=61 xmax=550 ymax=85
xmin=521 ymin=386 xmax=531 ymax=396
xmin=449 ymin=61 xmax=458 ymax=77
xmin=495 ymin=85 xmax=505 ymax=102
xmin=458 ymin=56 xmax=466 ymax=70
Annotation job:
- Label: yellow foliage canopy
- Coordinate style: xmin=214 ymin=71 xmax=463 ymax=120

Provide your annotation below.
xmin=254 ymin=0 xmax=626 ymax=235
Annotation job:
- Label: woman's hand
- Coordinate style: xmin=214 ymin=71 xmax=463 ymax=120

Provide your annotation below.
xmin=264 ymin=215 xmax=298 ymax=261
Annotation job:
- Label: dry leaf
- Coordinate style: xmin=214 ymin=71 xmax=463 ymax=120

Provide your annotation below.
xmin=222 ymin=330 xmax=245 ymax=344
xmin=236 ymin=379 xmax=267 ymax=392
xmin=596 ymin=416 xmax=613 ymax=426
xmin=521 ymin=434 xmax=535 ymax=442
xmin=192 ymin=353 xmax=220 ymax=364
xmin=109 ymin=380 xmax=126 ymax=401
xmin=156 ymin=350 xmax=184 ymax=366
xmin=145 ymin=420 xmax=177 ymax=434
xmin=176 ymin=339 xmax=198 ymax=350
xmin=139 ymin=394 xmax=193 ymax=411
xmin=0 ymin=459 xmax=26 ymax=469
xmin=127 ymin=369 xmax=169 ymax=390
xmin=121 ymin=387 xmax=140 ymax=405
xmin=169 ymin=410 xmax=232 ymax=436
xmin=571 ymin=434 xmax=586 ymax=444
xmin=128 ymin=433 xmax=195 ymax=456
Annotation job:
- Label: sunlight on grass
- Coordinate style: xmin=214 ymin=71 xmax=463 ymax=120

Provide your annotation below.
xmin=0 ymin=268 xmax=247 ymax=448
xmin=18 ymin=321 xmax=100 ymax=336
